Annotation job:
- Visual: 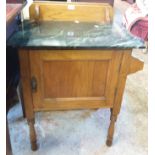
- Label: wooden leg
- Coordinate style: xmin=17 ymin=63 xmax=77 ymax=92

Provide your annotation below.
xmin=106 ymin=110 xmax=117 ymax=147
xmin=28 ymin=119 xmax=38 ymax=151
xmin=110 ymin=108 xmax=113 ymax=120
xmin=106 ymin=52 xmax=132 ymax=146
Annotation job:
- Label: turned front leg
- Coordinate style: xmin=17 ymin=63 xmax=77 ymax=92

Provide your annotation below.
xmin=106 ymin=112 xmax=117 ymax=147
xmin=28 ymin=119 xmax=38 ymax=151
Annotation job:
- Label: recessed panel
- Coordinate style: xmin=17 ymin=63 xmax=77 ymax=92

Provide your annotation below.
xmin=42 ymin=60 xmax=109 ymax=98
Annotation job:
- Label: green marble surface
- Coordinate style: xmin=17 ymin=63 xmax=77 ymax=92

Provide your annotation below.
xmin=7 ymin=10 xmax=145 ymax=49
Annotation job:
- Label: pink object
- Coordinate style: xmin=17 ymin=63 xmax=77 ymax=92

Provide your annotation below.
xmin=130 ymin=19 xmax=148 ymax=41
xmin=6 ymin=3 xmax=23 ymax=24
xmin=123 ymin=3 xmax=148 ymax=41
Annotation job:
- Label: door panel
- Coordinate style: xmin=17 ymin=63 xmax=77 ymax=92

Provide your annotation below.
xmin=43 ymin=60 xmax=108 ymax=98
xmin=29 ymin=50 xmax=122 ymax=111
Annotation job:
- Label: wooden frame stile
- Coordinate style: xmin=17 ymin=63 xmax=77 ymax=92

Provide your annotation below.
xmin=106 ymin=50 xmax=132 ymax=146
xmin=18 ymin=49 xmax=38 ymax=150
xmin=111 ymin=50 xmax=144 ymax=118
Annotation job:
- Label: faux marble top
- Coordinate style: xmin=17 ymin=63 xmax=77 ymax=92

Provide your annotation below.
xmin=7 ymin=10 xmax=145 ymax=49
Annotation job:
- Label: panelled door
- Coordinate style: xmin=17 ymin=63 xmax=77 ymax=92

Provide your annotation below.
xmin=29 ymin=50 xmax=122 ymax=111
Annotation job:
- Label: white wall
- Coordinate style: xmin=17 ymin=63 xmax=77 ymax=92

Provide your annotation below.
xmin=22 ymin=0 xmax=33 ymax=19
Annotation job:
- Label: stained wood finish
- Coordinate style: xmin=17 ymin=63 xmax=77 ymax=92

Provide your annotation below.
xmin=43 ymin=61 xmax=108 ymax=97
xmin=105 ymin=52 xmax=132 ymax=146
xmin=106 ymin=113 xmax=117 ymax=146
xmin=28 ymin=119 xmax=37 ymax=151
xmin=19 ymin=48 xmax=144 ymax=150
xmin=29 ymin=50 xmax=122 ymax=111
xmin=106 ymin=51 xmax=144 ymax=146
xmin=29 ymin=1 xmax=113 ymax=22
xmin=112 ymin=51 xmax=132 ymax=115
xmin=18 ymin=50 xmax=34 ymax=119
xmin=19 ymin=50 xmax=37 ymax=150
xmin=128 ymin=56 xmax=144 ymax=74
